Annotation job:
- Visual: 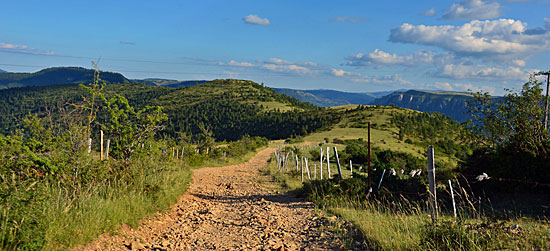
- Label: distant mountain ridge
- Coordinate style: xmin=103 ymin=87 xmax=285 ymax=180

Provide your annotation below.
xmin=0 ymin=67 xmax=130 ymax=88
xmin=0 ymin=69 xmax=6 ymax=73
xmin=272 ymin=88 xmax=389 ymax=107
xmin=134 ymin=78 xmax=208 ymax=88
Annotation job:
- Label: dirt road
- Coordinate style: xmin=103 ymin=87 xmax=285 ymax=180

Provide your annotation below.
xmin=81 ymin=148 xmax=350 ymax=250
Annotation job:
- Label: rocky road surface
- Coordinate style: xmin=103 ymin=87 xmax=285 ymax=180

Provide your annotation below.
xmin=80 ymin=148 xmax=356 ymax=250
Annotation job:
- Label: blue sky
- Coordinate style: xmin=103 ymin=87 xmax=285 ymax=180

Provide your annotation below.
xmin=1 ymin=0 xmax=549 ymax=94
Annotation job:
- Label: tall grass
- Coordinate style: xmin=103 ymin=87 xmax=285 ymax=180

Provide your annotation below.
xmin=264 ymin=154 xmax=550 ymax=250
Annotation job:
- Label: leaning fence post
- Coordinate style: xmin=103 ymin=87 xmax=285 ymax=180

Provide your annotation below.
xmin=105 ymin=139 xmax=110 ymax=160
xmin=295 ymin=155 xmax=299 ymax=171
xmin=326 ymin=147 xmax=331 ymax=178
xmin=378 ymin=169 xmax=386 ymax=190
xmin=301 ymin=156 xmax=304 ymax=182
xmin=334 ymin=147 xmax=343 ymax=179
xmin=305 ymin=158 xmax=311 ymax=180
xmin=275 ymin=151 xmax=280 ymax=170
xmin=427 ymin=145 xmax=438 ymax=222
xmin=449 ymin=180 xmax=457 ymax=218
xmin=100 ymin=130 xmax=104 ymax=160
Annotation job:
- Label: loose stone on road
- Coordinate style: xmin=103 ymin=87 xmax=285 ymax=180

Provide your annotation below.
xmin=81 ymin=148 xmax=349 ymax=250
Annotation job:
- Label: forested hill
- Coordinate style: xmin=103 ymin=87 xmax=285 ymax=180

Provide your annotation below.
xmin=0 ymin=67 xmax=130 ymax=89
xmin=370 ymin=90 xmax=483 ymax=122
xmin=0 ymin=69 xmax=6 ymax=73
xmin=0 ymin=79 xmax=338 ymax=141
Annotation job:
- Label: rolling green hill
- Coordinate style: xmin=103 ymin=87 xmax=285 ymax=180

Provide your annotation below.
xmin=0 ymin=78 xmax=339 ymax=141
xmin=0 ymin=67 xmax=130 ymax=88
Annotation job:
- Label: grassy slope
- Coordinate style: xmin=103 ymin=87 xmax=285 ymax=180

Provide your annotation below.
xmin=305 ymin=105 xmax=459 ymax=168
xmin=267 ymin=106 xmax=549 ymax=250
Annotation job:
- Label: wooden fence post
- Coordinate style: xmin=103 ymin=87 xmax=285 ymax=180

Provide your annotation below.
xmin=105 ymin=139 xmax=110 ymax=160
xmin=334 ymin=147 xmax=343 ymax=179
xmin=284 ymin=152 xmax=289 ymax=170
xmin=326 ymin=147 xmax=331 ymax=178
xmin=314 ymin=164 xmax=317 ymax=179
xmin=320 ymin=147 xmax=324 ymax=179
xmin=427 ymin=145 xmax=438 ymax=222
xmin=275 ymin=151 xmax=280 ymax=170
xmin=301 ymin=156 xmax=304 ymax=182
xmin=378 ymin=169 xmax=386 ymax=190
xmin=350 ymin=160 xmax=353 ymax=177
xmin=305 ymin=158 xmax=311 ymax=180
xmin=176 ymin=147 xmax=179 ymax=160
xmin=295 ymin=155 xmax=299 ymax=171
xmin=449 ymin=180 xmax=457 ymax=218
xmin=88 ymin=138 xmax=92 ymax=154
xmin=100 ymin=130 xmax=104 ymax=160
xmin=368 ymin=122 xmax=371 ymax=188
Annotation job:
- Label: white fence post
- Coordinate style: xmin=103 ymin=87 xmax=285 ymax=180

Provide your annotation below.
xmin=326 ymin=147 xmax=331 ymax=178
xmin=427 ymin=145 xmax=438 ymax=222
xmin=449 ymin=179 xmax=457 ymax=218
xmin=334 ymin=147 xmax=343 ymax=179
xmin=320 ymin=147 xmax=324 ymax=179
xmin=105 ymin=139 xmax=110 ymax=160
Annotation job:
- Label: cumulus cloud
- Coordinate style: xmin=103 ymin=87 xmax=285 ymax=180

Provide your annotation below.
xmin=331 ymin=17 xmax=370 ymax=23
xmin=346 ymin=49 xmax=454 ymax=67
xmin=434 ymin=64 xmax=528 ymax=80
xmin=0 ymin=42 xmax=54 ymax=55
xmin=330 ymin=68 xmax=412 ymax=85
xmin=545 ymin=17 xmax=550 ymax=31
xmin=243 ymin=14 xmax=271 ymax=25
xmin=442 ymin=0 xmax=501 ymax=20
xmin=420 ymin=8 xmax=436 ymax=17
xmin=227 ymin=60 xmax=253 ymax=67
xmin=389 ymin=19 xmax=550 ymax=59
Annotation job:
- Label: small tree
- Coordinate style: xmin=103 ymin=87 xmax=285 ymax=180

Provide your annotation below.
xmin=468 ymin=80 xmax=549 ymax=157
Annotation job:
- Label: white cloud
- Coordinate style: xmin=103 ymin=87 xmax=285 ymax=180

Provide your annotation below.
xmin=262 ymin=64 xmax=312 ymax=75
xmin=331 ymin=17 xmax=369 ymax=23
xmin=545 ymin=17 xmax=550 ymax=31
xmin=330 ymin=68 xmax=412 ymax=85
xmin=243 ymin=14 xmax=271 ymax=26
xmin=433 ymin=81 xmax=496 ymax=93
xmin=420 ymin=8 xmax=436 ymax=17
xmin=511 ymin=59 xmax=526 ymax=67
xmin=227 ymin=60 xmax=253 ymax=67
xmin=346 ymin=49 xmax=454 ymax=67
xmin=442 ymin=0 xmax=501 ymax=20
xmin=0 ymin=42 xmax=54 ymax=55
xmin=266 ymin=58 xmax=291 ymax=65
xmin=434 ymin=64 xmax=528 ymax=80
xmin=389 ymin=19 xmax=550 ymax=59
xmin=434 ymin=82 xmax=454 ymax=91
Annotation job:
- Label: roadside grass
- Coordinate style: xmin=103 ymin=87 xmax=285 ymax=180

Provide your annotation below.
xmin=43 ymin=157 xmax=192 ymax=249
xmin=263 ymin=151 xmax=550 ymax=250
xmin=1 ymin=140 xmax=268 ymax=250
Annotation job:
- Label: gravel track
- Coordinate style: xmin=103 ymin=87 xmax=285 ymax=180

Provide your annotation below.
xmin=80 ymin=148 xmax=349 ymax=250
